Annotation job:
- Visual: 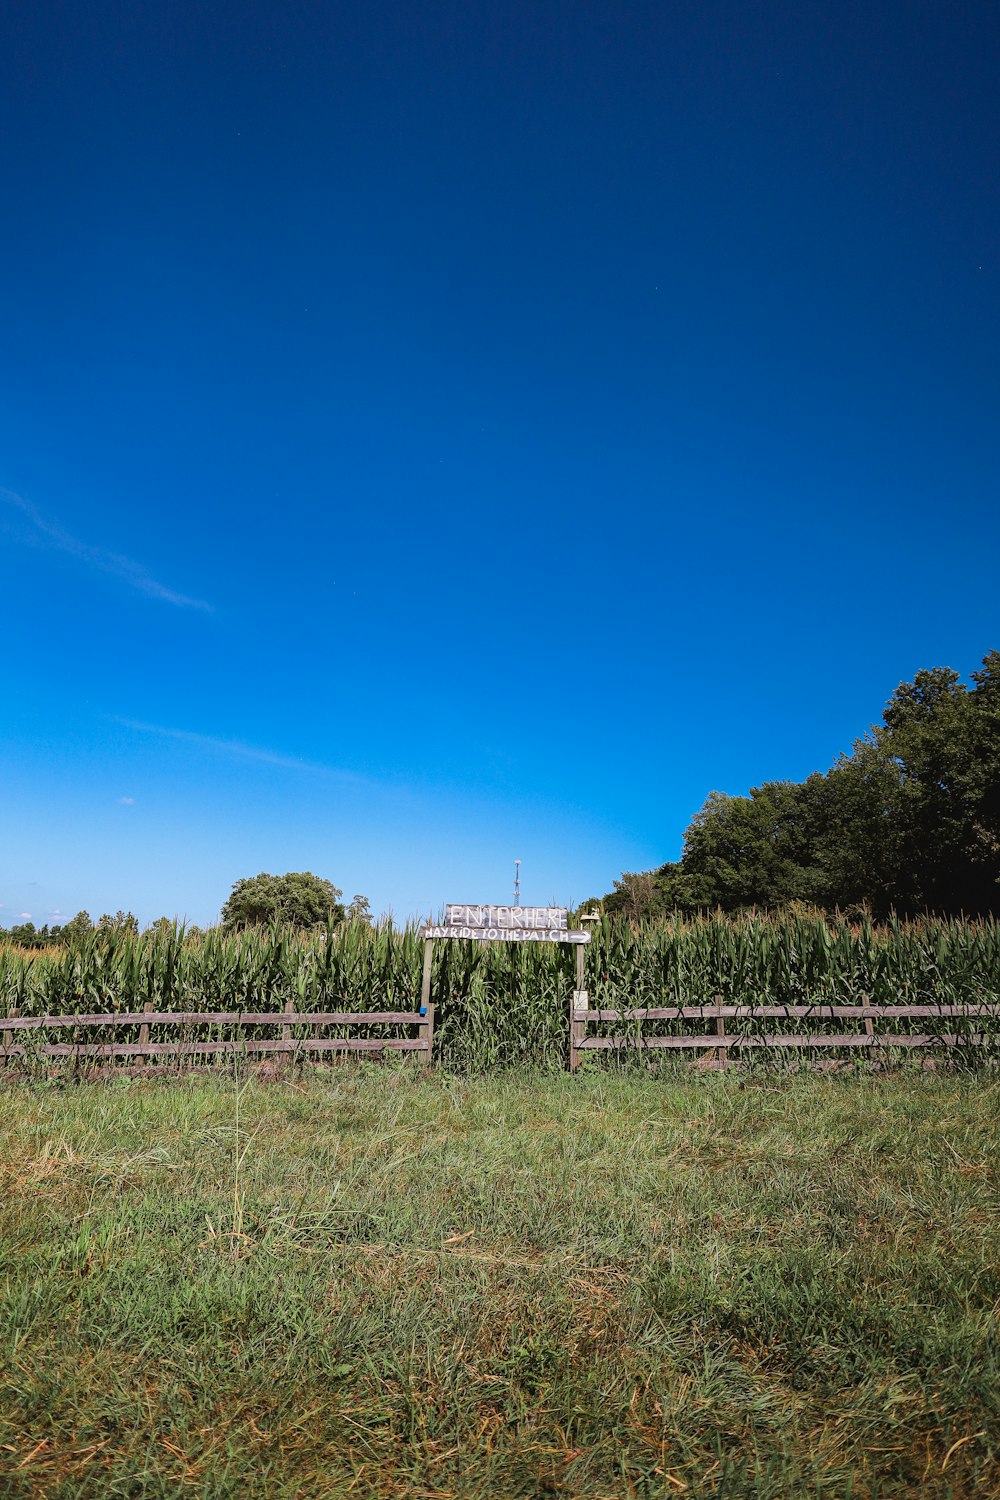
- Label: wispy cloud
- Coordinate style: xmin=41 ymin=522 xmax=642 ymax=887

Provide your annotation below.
xmin=0 ymin=486 xmax=211 ymax=610
xmin=115 ymin=717 xmax=364 ymax=780
xmin=118 ymin=796 xmax=136 ymax=805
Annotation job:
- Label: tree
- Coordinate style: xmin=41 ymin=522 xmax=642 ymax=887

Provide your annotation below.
xmin=593 ymin=649 xmax=1000 ymax=919
xmin=967 ymin=650 xmax=1000 ymax=892
xmin=871 ymin=658 xmax=1000 ymax=913
xmin=145 ymin=917 xmax=178 ymax=939
xmin=604 ymin=871 xmax=663 ymax=922
xmin=346 ymin=893 xmax=373 ymax=925
xmin=7 ymin=921 xmax=38 ymax=947
xmin=810 ymin=741 xmax=907 ymax=917
xmin=97 ymin=911 xmax=139 ymax=937
xmin=61 ymin=911 xmax=93 ymax=943
xmin=220 ymin=872 xmax=345 ymax=931
xmin=677 ymin=781 xmax=825 ymax=912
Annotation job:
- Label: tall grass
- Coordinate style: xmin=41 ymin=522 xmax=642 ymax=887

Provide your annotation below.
xmin=1 ymin=1068 xmax=999 ymax=1495
xmin=2 ymin=912 xmax=999 ymax=1069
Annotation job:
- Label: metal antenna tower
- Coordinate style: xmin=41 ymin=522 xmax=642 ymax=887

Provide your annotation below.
xmin=513 ymin=859 xmax=521 ymax=906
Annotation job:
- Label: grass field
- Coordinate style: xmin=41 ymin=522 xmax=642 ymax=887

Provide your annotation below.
xmin=0 ymin=1066 xmax=998 ymax=1498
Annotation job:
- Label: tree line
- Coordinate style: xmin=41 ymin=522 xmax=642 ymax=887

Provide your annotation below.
xmin=2 ymin=874 xmax=373 ymax=947
xmin=590 ymin=650 xmax=1000 ymax=921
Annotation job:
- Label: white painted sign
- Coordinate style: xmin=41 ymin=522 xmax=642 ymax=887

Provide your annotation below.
xmin=424 ymin=905 xmax=590 ymax=944
xmin=424 ymin=924 xmax=589 ymax=943
xmin=445 ymin=904 xmax=567 ymax=931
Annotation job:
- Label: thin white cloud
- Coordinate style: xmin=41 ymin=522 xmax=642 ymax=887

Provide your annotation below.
xmin=118 ymin=796 xmax=136 ymax=805
xmin=0 ymin=486 xmax=211 ymax=611
xmin=115 ymin=717 xmax=365 ymax=781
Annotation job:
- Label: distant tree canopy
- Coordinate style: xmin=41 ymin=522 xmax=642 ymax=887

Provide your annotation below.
xmin=62 ymin=911 xmax=94 ymax=942
xmin=0 ymin=911 xmax=93 ymax=947
xmin=145 ymin=917 xmax=176 ymax=939
xmin=220 ymin=872 xmax=347 ymax=931
xmin=346 ymin=893 xmax=373 ymax=925
xmin=97 ymin=911 xmax=139 ymax=937
xmin=1 ymin=921 xmax=59 ymax=949
xmin=598 ymin=650 xmax=1000 ymax=921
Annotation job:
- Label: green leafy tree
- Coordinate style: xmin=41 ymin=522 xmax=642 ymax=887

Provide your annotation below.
xmin=867 ymin=653 xmax=1000 ymax=914
xmin=7 ymin=921 xmax=38 ymax=947
xmin=6 ymin=921 xmax=68 ymax=948
xmin=967 ymin=650 xmax=1000 ymax=890
xmin=145 ymin=917 xmax=178 ymax=938
xmin=60 ymin=911 xmax=93 ymax=943
xmin=345 ymin=893 xmax=373 ymax=925
xmin=221 ymin=872 xmax=345 ymax=931
xmin=809 ymin=741 xmax=907 ymax=917
xmin=596 ymin=649 xmax=1000 ymax=919
xmin=98 ymin=911 xmax=139 ymax=937
xmin=677 ymin=781 xmax=825 ymax=912
xmin=604 ymin=871 xmax=664 ymax=922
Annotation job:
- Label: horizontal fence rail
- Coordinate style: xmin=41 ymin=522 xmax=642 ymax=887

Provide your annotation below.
xmin=578 ymin=1033 xmax=996 ymax=1050
xmin=575 ymin=1004 xmax=1000 ymax=1021
xmin=0 ymin=1005 xmax=435 ymax=1067
xmin=569 ymin=994 xmax=1000 ymax=1070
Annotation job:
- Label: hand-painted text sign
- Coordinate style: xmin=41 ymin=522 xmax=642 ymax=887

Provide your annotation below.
xmin=423 ymin=924 xmax=589 ymax=943
xmin=423 ymin=905 xmax=590 ymax=944
xmin=446 ymin=905 xmax=567 ymax=931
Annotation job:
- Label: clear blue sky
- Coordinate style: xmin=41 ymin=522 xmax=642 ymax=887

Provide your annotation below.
xmin=2 ymin=0 xmax=997 ymax=927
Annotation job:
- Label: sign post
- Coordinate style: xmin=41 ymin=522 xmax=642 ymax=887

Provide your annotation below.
xmin=418 ymin=936 xmax=435 ymax=1069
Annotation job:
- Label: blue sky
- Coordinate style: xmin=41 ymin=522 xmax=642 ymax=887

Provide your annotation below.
xmin=2 ymin=0 xmax=998 ymax=927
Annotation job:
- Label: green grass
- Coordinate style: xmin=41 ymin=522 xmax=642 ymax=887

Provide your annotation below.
xmin=0 ymin=1066 xmax=998 ymax=1497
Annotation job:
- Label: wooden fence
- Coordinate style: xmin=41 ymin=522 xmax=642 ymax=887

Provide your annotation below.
xmin=568 ymin=994 xmax=1000 ymax=1071
xmin=3 ymin=995 xmax=999 ymax=1073
xmin=0 ymin=1004 xmax=435 ymax=1066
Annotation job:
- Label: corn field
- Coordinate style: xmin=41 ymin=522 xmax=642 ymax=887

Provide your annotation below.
xmin=2 ymin=912 xmax=999 ymax=1069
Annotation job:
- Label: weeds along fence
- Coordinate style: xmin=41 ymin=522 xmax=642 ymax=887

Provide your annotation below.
xmin=1 ymin=913 xmax=999 ymax=1071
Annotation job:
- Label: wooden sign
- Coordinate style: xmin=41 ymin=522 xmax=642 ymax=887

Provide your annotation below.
xmin=447 ymin=904 xmax=567 ymax=931
xmin=423 ymin=905 xmax=590 ymax=944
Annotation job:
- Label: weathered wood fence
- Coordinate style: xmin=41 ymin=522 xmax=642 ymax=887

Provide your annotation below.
xmin=4 ymin=995 xmax=999 ymax=1072
xmin=0 ymin=1004 xmax=435 ymax=1065
xmin=569 ymin=995 xmax=1000 ymax=1070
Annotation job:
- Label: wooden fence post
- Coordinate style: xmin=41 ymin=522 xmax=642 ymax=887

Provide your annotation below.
xmin=569 ymin=941 xmax=587 ymax=1073
xmin=419 ymin=938 xmax=434 ymax=1068
xmin=3 ymin=1009 xmax=16 ymax=1065
xmin=568 ymin=990 xmax=580 ymax=1074
xmin=715 ymin=994 xmax=728 ymax=1069
xmin=138 ymin=1001 xmax=153 ymax=1055
xmin=282 ymin=995 xmax=296 ymax=1067
xmin=420 ymin=1003 xmax=435 ymax=1068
